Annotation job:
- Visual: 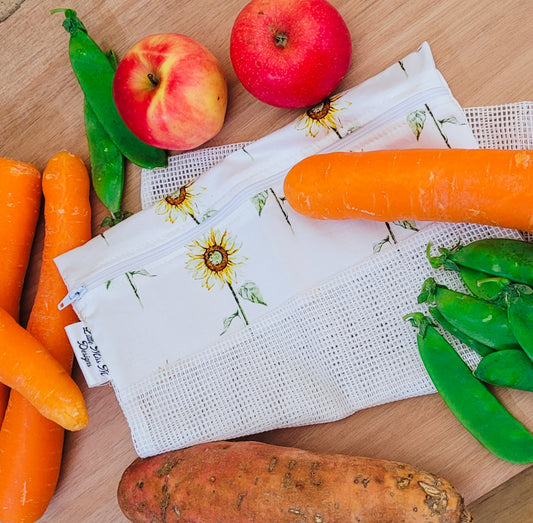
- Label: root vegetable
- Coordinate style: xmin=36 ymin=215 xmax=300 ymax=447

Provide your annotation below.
xmin=0 ymin=157 xmax=41 ymax=424
xmin=283 ymin=149 xmax=533 ymax=231
xmin=117 ymin=440 xmax=471 ymax=523
xmin=0 ymin=305 xmax=88 ymax=431
xmin=0 ymin=157 xmax=42 ymax=320
xmin=0 ymin=151 xmax=92 ymax=523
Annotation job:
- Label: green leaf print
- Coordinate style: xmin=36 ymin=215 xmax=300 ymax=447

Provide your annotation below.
xmin=374 ymin=220 xmax=420 ymax=253
xmin=373 ymin=236 xmax=390 ymax=254
xmin=392 ymin=220 xmax=419 ymax=231
xmin=439 ymin=116 xmax=463 ymax=126
xmin=251 ymin=188 xmax=294 ymax=232
xmin=407 ymin=105 xmax=463 ymax=148
xmin=238 ymin=281 xmax=267 ymax=306
xmin=251 ymin=191 xmax=269 ymax=216
xmin=221 ymin=310 xmax=240 ymax=335
xmin=200 ymin=209 xmax=218 ymax=222
xmin=407 ymin=110 xmax=426 ymax=140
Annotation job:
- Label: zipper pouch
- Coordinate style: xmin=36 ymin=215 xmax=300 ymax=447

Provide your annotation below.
xmin=56 ymin=42 xmax=518 ymax=458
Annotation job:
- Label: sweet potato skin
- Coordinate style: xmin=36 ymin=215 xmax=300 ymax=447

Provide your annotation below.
xmin=117 ymin=440 xmax=472 ymax=523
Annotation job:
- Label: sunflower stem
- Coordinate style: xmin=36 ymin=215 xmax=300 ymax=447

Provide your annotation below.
xmin=269 ymin=188 xmax=293 ymax=232
xmin=228 ymin=282 xmax=248 ymax=325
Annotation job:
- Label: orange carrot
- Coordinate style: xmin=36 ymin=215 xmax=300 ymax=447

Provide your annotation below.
xmin=283 ymin=149 xmax=533 ymax=231
xmin=0 ymin=157 xmax=42 ymax=320
xmin=25 ymin=151 xmax=92 ymax=370
xmin=0 ymin=385 xmax=9 ymax=424
xmin=0 ymin=151 xmax=92 ymax=523
xmin=0 ymin=305 xmax=88 ymax=430
xmin=0 ymin=157 xmax=42 ymax=425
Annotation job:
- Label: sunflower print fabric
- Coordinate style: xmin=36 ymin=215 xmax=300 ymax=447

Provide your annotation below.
xmin=186 ymin=228 xmax=267 ymax=333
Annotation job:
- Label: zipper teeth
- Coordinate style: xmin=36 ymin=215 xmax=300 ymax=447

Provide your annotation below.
xmin=74 ymin=86 xmax=450 ymax=297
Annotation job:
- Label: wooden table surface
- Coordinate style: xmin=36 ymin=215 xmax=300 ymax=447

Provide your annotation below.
xmin=1 ymin=0 xmax=532 ymax=521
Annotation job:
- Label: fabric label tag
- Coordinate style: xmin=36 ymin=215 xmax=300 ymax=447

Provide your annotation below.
xmin=65 ymin=322 xmax=110 ymax=387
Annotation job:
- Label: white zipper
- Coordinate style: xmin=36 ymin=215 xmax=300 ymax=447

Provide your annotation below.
xmin=58 ymin=86 xmax=450 ymax=310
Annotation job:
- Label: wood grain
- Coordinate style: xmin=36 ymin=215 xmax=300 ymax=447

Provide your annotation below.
xmin=0 ymin=0 xmax=532 ymax=521
xmin=467 ymin=465 xmax=533 ymax=520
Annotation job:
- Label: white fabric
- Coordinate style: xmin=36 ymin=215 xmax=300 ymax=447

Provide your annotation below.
xmin=56 ymin=42 xmax=524 ymax=457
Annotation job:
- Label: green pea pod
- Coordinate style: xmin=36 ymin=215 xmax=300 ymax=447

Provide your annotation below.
xmin=428 ymin=306 xmax=493 ymax=357
xmin=474 ymin=349 xmax=533 ymax=391
xmin=458 ymin=266 xmax=507 ymax=302
xmin=427 ymin=238 xmax=533 ymax=286
xmin=418 ymin=278 xmax=520 ymax=350
xmin=505 ymin=284 xmax=533 ymax=362
xmin=52 ymin=9 xmax=168 ymax=169
xmin=405 ymin=313 xmax=533 ymax=464
xmin=84 ymin=50 xmax=124 ymax=218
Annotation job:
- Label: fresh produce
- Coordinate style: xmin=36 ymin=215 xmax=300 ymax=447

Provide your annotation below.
xmin=0 ymin=304 xmax=88 ymax=431
xmin=26 ymin=150 xmax=91 ymax=390
xmin=428 ymin=239 xmax=533 ymax=360
xmin=474 ymin=349 xmax=533 ymax=391
xmin=428 ymin=306 xmax=493 ymax=357
xmin=0 ymin=157 xmax=42 ymax=424
xmin=52 ymin=8 xmax=168 ymax=169
xmin=0 ymin=157 xmax=42 ymax=321
xmin=0 ymin=151 xmax=92 ymax=523
xmin=283 ymin=149 xmax=533 ymax=231
xmin=405 ymin=313 xmax=533 ymax=464
xmin=414 ymin=238 xmax=533 ymax=461
xmin=0 ymin=386 xmax=8 ymax=426
xmin=418 ymin=277 xmax=520 ymax=351
xmin=503 ymin=283 xmax=533 ymax=361
xmin=84 ymin=49 xmax=128 ymax=224
xmin=117 ymin=440 xmax=471 ymax=523
xmin=230 ymin=0 xmax=351 ymax=108
xmin=428 ymin=237 xmax=533 ymax=285
xmin=456 ymin=265 xmax=505 ymax=301
xmin=113 ymin=33 xmax=228 ymax=151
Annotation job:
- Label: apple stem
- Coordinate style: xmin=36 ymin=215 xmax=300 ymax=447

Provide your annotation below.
xmin=147 ymin=73 xmax=159 ymax=87
xmin=274 ymin=31 xmax=288 ymax=48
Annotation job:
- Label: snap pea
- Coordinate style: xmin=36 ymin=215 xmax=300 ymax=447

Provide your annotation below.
xmin=474 ymin=349 xmax=533 ymax=392
xmin=427 ymin=238 xmax=533 ymax=286
xmin=84 ymin=50 xmax=125 ymax=221
xmin=504 ymin=284 xmax=533 ymax=362
xmin=404 ymin=313 xmax=533 ymax=464
xmin=52 ymin=9 xmax=168 ymax=169
xmin=418 ymin=278 xmax=520 ymax=350
xmin=457 ymin=266 xmax=506 ymax=302
xmin=428 ymin=306 xmax=493 ymax=357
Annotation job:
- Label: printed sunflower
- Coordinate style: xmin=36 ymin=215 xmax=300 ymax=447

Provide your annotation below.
xmin=295 ymin=94 xmax=351 ymax=138
xmin=186 ymin=229 xmax=245 ymax=290
xmin=185 ymin=228 xmax=267 ymax=333
xmin=155 ymin=182 xmax=203 ymax=224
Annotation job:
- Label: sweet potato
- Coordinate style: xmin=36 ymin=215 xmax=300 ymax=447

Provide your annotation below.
xmin=117 ymin=440 xmax=471 ymax=523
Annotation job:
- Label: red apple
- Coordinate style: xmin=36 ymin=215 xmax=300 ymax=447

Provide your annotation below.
xmin=230 ymin=0 xmax=352 ymax=109
xmin=113 ymin=34 xmax=228 ymax=151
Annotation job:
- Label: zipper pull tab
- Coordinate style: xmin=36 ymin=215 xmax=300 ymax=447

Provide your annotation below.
xmin=58 ymin=286 xmax=87 ymax=310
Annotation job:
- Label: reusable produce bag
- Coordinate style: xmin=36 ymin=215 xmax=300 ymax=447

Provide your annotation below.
xmin=56 ymin=42 xmax=522 ymax=457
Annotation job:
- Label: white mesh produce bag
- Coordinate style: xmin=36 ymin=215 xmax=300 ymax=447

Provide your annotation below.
xmin=56 ymin=42 xmax=526 ymax=457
